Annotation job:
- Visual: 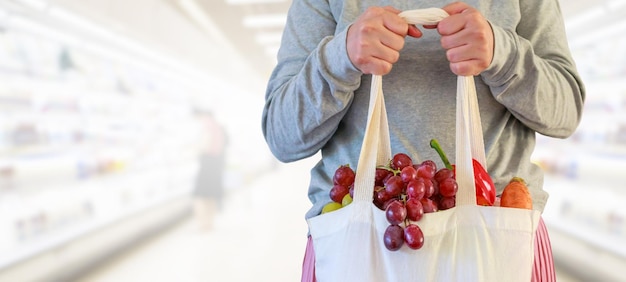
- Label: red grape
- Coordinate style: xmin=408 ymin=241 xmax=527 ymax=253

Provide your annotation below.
xmin=385 ymin=199 xmax=407 ymax=225
xmin=384 ymin=175 xmax=404 ymax=197
xmin=400 ymin=166 xmax=418 ymax=183
xmin=375 ymin=168 xmax=393 ymax=186
xmin=404 ymin=224 xmax=425 ymax=250
xmin=439 ymin=177 xmax=458 ymax=198
xmin=374 ymin=187 xmax=391 ymax=210
xmin=434 ymin=168 xmax=454 ymax=183
xmin=420 ymin=198 xmax=439 ymax=213
xmin=384 ymin=224 xmax=405 ymax=251
xmin=329 ymin=184 xmax=349 ymax=203
xmin=432 ymin=179 xmax=440 ymax=197
xmin=391 ymin=153 xmax=412 ymax=170
xmin=416 ymin=163 xmax=436 ymax=179
xmin=439 ymin=196 xmax=456 ymax=210
xmin=421 ymin=160 xmax=437 ymax=171
xmin=419 ymin=178 xmax=435 ymax=198
xmin=406 ymin=180 xmax=425 ymax=200
xmin=405 ymin=197 xmax=424 ymax=221
xmin=333 ymin=165 xmax=355 ymax=187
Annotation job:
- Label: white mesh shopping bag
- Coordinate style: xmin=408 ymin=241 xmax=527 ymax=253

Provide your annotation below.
xmin=307 ymin=8 xmax=541 ymax=282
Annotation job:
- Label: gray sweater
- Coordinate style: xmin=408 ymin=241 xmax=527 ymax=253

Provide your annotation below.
xmin=262 ymin=0 xmax=585 ymax=219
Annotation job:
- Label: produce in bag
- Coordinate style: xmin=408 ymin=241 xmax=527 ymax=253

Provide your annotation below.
xmin=500 ymin=177 xmax=533 ymax=210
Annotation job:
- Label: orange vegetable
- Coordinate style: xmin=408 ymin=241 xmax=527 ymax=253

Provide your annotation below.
xmin=500 ymin=177 xmax=532 ymax=210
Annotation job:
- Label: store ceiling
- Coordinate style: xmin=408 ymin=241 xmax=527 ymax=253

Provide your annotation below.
xmin=198 ymin=0 xmax=614 ymax=79
xmin=195 ymin=0 xmax=291 ymax=79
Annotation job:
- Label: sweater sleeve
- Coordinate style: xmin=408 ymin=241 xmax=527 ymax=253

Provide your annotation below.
xmin=481 ymin=0 xmax=585 ymax=138
xmin=262 ymin=0 xmax=363 ymax=163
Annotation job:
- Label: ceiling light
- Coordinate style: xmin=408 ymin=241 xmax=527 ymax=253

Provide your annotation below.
xmin=13 ymin=0 xmax=48 ymax=10
xmin=226 ymin=0 xmax=286 ymax=5
xmin=178 ymin=0 xmax=232 ymax=50
xmin=243 ymin=13 xmax=287 ymax=29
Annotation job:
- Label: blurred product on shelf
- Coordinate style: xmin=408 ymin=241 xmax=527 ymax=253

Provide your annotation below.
xmin=0 ymin=4 xmax=201 ymax=277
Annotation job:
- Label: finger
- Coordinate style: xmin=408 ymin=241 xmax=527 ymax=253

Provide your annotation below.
xmin=382 ymin=6 xmax=402 ymax=14
xmin=437 ymin=14 xmax=465 ymax=36
xmin=440 ymin=32 xmax=463 ymax=50
xmin=449 ymin=60 xmax=482 ymax=76
xmin=442 ymin=1 xmax=471 ymax=16
xmin=361 ymin=58 xmax=394 ymax=75
xmin=349 ymin=36 xmax=400 ymax=72
xmin=379 ymin=30 xmax=406 ymax=51
xmin=446 ymin=45 xmax=490 ymax=74
xmin=441 ymin=27 xmax=491 ymax=52
xmin=407 ymin=25 xmax=423 ymax=38
xmin=446 ymin=44 xmax=474 ymax=63
xmin=382 ymin=13 xmax=411 ymax=37
xmin=370 ymin=41 xmax=402 ymax=65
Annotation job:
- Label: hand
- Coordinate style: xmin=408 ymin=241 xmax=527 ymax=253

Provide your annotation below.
xmin=437 ymin=2 xmax=494 ymax=76
xmin=347 ymin=6 xmax=422 ymax=75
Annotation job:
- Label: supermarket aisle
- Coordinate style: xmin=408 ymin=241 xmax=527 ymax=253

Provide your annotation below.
xmin=77 ymin=156 xmax=582 ymax=282
xmin=77 ymin=158 xmax=315 ymax=282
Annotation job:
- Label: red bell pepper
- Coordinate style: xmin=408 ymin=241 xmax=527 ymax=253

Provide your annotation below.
xmin=430 ymin=139 xmax=496 ymax=206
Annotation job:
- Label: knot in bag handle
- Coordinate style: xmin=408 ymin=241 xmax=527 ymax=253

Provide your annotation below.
xmin=352 ymin=8 xmax=486 ymax=207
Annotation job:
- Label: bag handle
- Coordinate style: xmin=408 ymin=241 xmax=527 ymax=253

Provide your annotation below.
xmin=352 ymin=8 xmax=487 ymax=207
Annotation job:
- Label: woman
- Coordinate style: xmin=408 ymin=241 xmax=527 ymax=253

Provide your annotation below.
xmin=262 ymin=1 xmax=585 ymax=281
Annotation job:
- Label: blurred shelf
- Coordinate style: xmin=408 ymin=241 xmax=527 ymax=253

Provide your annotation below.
xmin=0 ymin=7 xmax=205 ymax=276
xmin=0 ymin=195 xmax=192 ymax=282
xmin=542 ymin=175 xmax=626 ymax=257
xmin=542 ymin=174 xmax=626 ymax=281
xmin=0 ymin=162 xmax=197 ymax=270
xmin=548 ymin=224 xmax=625 ymax=282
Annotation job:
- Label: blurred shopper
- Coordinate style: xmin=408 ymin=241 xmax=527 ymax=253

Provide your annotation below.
xmin=193 ymin=109 xmax=228 ymax=231
xmin=262 ymin=1 xmax=585 ymax=281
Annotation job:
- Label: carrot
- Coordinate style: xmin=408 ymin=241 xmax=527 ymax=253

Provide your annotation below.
xmin=500 ymin=177 xmax=532 ymax=210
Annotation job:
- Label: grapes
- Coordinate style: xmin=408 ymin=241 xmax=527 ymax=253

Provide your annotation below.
xmin=439 ymin=196 xmax=456 ymax=210
xmin=416 ymin=162 xmax=436 ymax=179
xmin=373 ymin=186 xmax=391 ymax=210
xmin=384 ymin=175 xmax=404 ymax=198
xmin=333 ymin=165 xmax=355 ymax=187
xmin=342 ymin=194 xmax=353 ymax=206
xmin=434 ymin=168 xmax=454 ymax=183
xmin=420 ymin=198 xmax=439 ymax=213
xmin=400 ymin=166 xmax=418 ymax=183
xmin=329 ymin=184 xmax=350 ymax=203
xmin=404 ymin=224 xmax=425 ymax=250
xmin=385 ymin=199 xmax=407 ymax=225
xmin=383 ymin=224 xmax=405 ymax=251
xmin=321 ymin=202 xmax=342 ymax=214
xmin=375 ymin=168 xmax=393 ymax=187
xmin=420 ymin=160 xmax=437 ymax=172
xmin=391 ymin=153 xmax=412 ymax=170
xmin=406 ymin=180 xmax=425 ymax=200
xmin=325 ymin=151 xmax=461 ymax=252
xmin=420 ymin=178 xmax=436 ymax=198
xmin=439 ymin=177 xmax=458 ymax=198
xmin=405 ymin=197 xmax=424 ymax=221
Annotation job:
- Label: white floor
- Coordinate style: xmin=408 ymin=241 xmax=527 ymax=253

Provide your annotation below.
xmin=77 ymin=157 xmax=582 ymax=282
xmin=78 ymin=159 xmax=313 ymax=282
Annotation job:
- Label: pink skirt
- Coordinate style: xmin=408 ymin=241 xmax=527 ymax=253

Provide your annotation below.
xmin=301 ymin=218 xmax=555 ymax=282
